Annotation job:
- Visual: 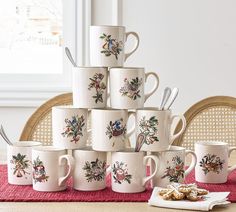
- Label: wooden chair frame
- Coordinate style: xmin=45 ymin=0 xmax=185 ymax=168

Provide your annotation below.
xmin=173 ymin=96 xmax=236 ymax=146
xmin=20 ymin=93 xmax=72 ymax=141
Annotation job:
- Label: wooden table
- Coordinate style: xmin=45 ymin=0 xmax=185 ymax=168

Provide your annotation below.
xmin=1 ymin=154 xmax=236 ymax=212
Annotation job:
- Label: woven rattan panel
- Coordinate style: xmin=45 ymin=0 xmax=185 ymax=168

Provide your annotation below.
xmin=182 ymin=106 xmax=236 ymax=150
xmin=32 ymin=111 xmax=53 ymax=145
xmin=31 ymin=111 xmax=91 ymax=146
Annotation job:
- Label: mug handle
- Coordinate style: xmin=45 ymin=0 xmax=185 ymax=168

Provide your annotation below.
xmin=58 ymin=154 xmax=75 ymax=187
xmin=106 ymin=164 xmax=112 ymax=179
xmin=126 ymin=111 xmax=136 ymax=137
xmin=86 ymin=128 xmax=92 ymax=146
xmin=228 ymin=147 xmax=236 ymax=174
xmin=86 ymin=109 xmax=92 ymax=146
xmin=142 ymin=155 xmax=159 ymax=186
xmin=124 ymin=32 xmax=140 ymax=61
xmin=144 ymin=72 xmax=160 ymax=102
xmin=185 ymin=150 xmax=197 ymax=176
xmin=169 ymin=115 xmax=186 ymax=145
xmin=106 ymin=93 xmax=110 ymax=107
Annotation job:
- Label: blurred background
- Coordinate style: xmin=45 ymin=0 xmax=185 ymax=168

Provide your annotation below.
xmin=0 ymin=0 xmax=236 ymax=160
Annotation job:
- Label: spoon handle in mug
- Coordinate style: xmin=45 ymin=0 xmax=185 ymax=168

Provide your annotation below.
xmin=159 ymin=87 xmax=171 ymax=110
xmin=65 ymin=47 xmax=77 ymax=67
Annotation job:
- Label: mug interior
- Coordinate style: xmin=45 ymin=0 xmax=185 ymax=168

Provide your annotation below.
xmin=90 ymin=25 xmax=125 ymax=29
xmin=73 ymin=146 xmax=105 ymax=153
xmin=73 ymin=66 xmax=107 ymax=69
xmin=32 ymin=146 xmax=66 ymax=152
xmin=91 ymin=108 xmax=127 ymax=112
xmin=136 ymin=107 xmax=172 ymax=112
xmin=52 ymin=105 xmax=86 ymax=110
xmin=195 ymin=141 xmax=228 ymax=146
xmin=157 ymin=146 xmax=186 ymax=152
xmin=13 ymin=141 xmax=41 ymax=147
xmin=114 ymin=148 xmax=145 ymax=154
xmin=109 ymin=67 xmax=144 ymax=71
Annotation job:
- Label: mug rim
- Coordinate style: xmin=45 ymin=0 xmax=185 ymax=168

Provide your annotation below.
xmin=52 ymin=105 xmax=88 ymax=110
xmin=136 ymin=107 xmax=171 ymax=112
xmin=157 ymin=146 xmax=186 ymax=152
xmin=32 ymin=146 xmax=66 ymax=152
xmin=91 ymin=108 xmax=128 ymax=112
xmin=11 ymin=141 xmax=42 ymax=147
xmin=112 ymin=148 xmax=145 ymax=155
xmin=195 ymin=141 xmax=228 ymax=146
xmin=109 ymin=67 xmax=144 ymax=70
xmin=90 ymin=25 xmax=125 ymax=29
xmin=73 ymin=146 xmax=106 ymax=153
xmin=72 ymin=66 xmax=108 ymax=69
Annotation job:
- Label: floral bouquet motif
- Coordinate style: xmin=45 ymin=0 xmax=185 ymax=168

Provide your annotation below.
xmin=112 ymin=161 xmax=132 ymax=184
xmin=32 ymin=156 xmax=49 ymax=183
xmin=119 ymin=77 xmax=143 ymax=100
xmin=139 ymin=116 xmax=159 ymax=143
xmin=83 ymin=158 xmax=106 ymax=182
xmin=61 ymin=115 xmax=85 ymax=143
xmin=88 ymin=73 xmax=107 ymax=104
xmin=100 ymin=33 xmax=123 ymax=60
xmin=135 ymin=116 xmax=159 ymax=152
xmin=199 ymin=154 xmax=225 ymax=175
xmin=10 ymin=153 xmax=30 ymax=178
xmin=105 ymin=118 xmax=127 ymax=146
xmin=161 ymin=156 xmax=185 ymax=183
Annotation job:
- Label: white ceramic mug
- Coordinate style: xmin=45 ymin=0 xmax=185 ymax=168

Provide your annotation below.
xmin=7 ymin=141 xmax=41 ymax=185
xmin=91 ymin=109 xmax=135 ymax=151
xmin=73 ymin=147 xmax=107 ymax=191
xmin=135 ymin=108 xmax=186 ymax=151
xmin=109 ymin=68 xmax=159 ymax=109
xmin=111 ymin=150 xmax=159 ymax=193
xmin=52 ymin=106 xmax=88 ymax=150
xmin=151 ymin=146 xmax=197 ymax=188
xmin=195 ymin=141 xmax=236 ymax=183
xmin=73 ymin=67 xmax=108 ymax=108
xmin=90 ymin=25 xmax=139 ymax=67
xmin=32 ymin=146 xmax=74 ymax=192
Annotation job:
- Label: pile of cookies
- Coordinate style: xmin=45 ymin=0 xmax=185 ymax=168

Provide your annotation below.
xmin=158 ymin=183 xmax=209 ymax=201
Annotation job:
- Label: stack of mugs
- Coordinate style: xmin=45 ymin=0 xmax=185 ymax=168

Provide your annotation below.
xmin=54 ymin=25 xmax=162 ymax=193
xmin=7 ymin=25 xmax=194 ymax=193
xmin=6 ymin=25 xmax=236 ymax=197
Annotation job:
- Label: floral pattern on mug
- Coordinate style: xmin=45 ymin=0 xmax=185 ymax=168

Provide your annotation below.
xmin=138 ymin=116 xmax=159 ymax=145
xmin=161 ymin=156 xmax=184 ymax=183
xmin=10 ymin=153 xmax=30 ymax=178
xmin=112 ymin=161 xmax=132 ymax=184
xmin=32 ymin=156 xmax=49 ymax=183
xmin=199 ymin=154 xmax=225 ymax=175
xmin=105 ymin=118 xmax=127 ymax=146
xmin=100 ymin=33 xmax=123 ymax=60
xmin=61 ymin=115 xmax=85 ymax=143
xmin=83 ymin=158 xmax=107 ymax=182
xmin=88 ymin=73 xmax=107 ymax=104
xmin=119 ymin=77 xmax=143 ymax=100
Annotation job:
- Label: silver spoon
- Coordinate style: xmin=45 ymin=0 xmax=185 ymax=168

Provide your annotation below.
xmin=0 ymin=132 xmax=11 ymax=146
xmin=65 ymin=47 xmax=77 ymax=67
xmin=165 ymin=87 xmax=179 ymax=110
xmin=0 ymin=125 xmax=13 ymax=145
xmin=159 ymin=87 xmax=171 ymax=110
